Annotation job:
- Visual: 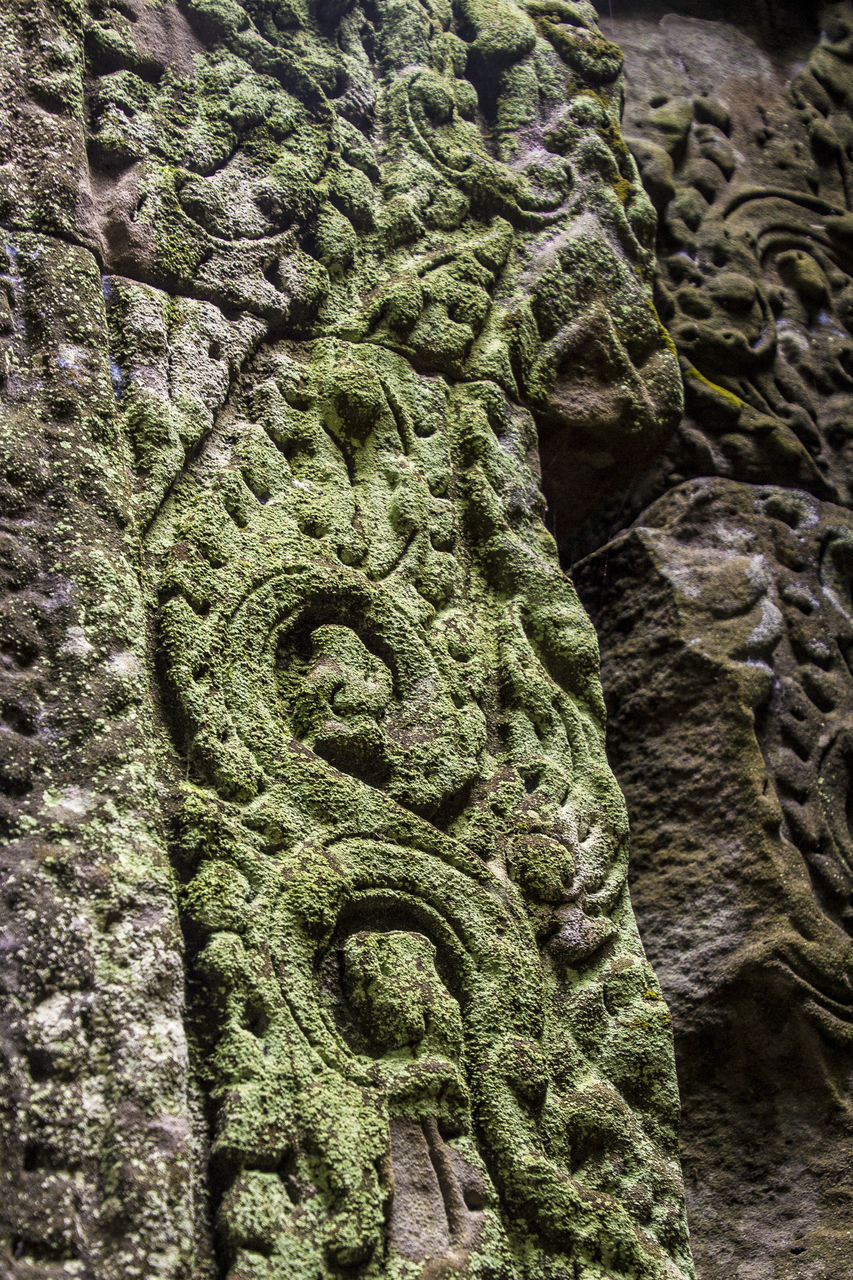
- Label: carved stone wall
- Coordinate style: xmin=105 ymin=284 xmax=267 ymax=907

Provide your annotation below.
xmin=572 ymin=5 xmax=853 ymax=1278
xmin=0 ymin=2 xmax=693 ymax=1279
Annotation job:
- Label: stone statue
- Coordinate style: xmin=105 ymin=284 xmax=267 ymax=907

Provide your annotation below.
xmin=0 ymin=1 xmax=691 ymax=1276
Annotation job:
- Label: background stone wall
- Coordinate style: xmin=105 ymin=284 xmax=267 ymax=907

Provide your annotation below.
xmin=570 ymin=5 xmax=853 ymax=1278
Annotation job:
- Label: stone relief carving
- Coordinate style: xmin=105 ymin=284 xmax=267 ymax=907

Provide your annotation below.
xmin=569 ymin=6 xmax=853 ymax=1277
xmin=151 ymin=339 xmax=688 ymax=1276
xmin=565 ymin=1 xmax=853 ymax=557
xmin=575 ymin=476 xmax=853 ymax=1280
xmin=0 ymin=0 xmax=693 ymax=1276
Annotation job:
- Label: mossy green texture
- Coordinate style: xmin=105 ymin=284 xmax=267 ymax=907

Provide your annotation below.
xmin=146 ymin=335 xmax=690 ymax=1278
xmin=0 ymin=224 xmax=206 ymax=1274
xmin=94 ymin=0 xmax=691 ymax=1276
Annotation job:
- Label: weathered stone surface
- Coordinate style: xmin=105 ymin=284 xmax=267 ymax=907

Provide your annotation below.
xmin=0 ymin=2 xmax=692 ymax=1278
xmin=576 ymin=478 xmax=853 ymax=1279
xmin=571 ymin=5 xmax=853 ymax=1277
xmin=562 ymin=1 xmax=853 ymax=561
xmin=0 ymin=235 xmax=205 ymax=1276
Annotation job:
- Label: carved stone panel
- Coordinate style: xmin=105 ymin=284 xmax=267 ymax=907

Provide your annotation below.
xmin=0 ymin=0 xmax=692 ymax=1276
xmin=570 ymin=6 xmax=853 ymax=1275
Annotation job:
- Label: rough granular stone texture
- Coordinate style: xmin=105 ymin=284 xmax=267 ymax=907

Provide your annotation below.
xmin=572 ymin=5 xmax=853 ymax=1278
xmin=563 ymin=1 xmax=853 ymax=561
xmin=0 ymin=2 xmax=693 ymax=1279
xmin=576 ymin=479 xmax=853 ymax=1280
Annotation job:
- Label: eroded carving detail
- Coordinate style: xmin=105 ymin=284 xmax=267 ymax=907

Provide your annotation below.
xmin=1 ymin=0 xmax=691 ymax=1275
xmin=568 ymin=7 xmax=853 ymax=1276
xmin=566 ymin=2 xmax=853 ymax=556
xmin=152 ymin=334 xmax=689 ymax=1277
